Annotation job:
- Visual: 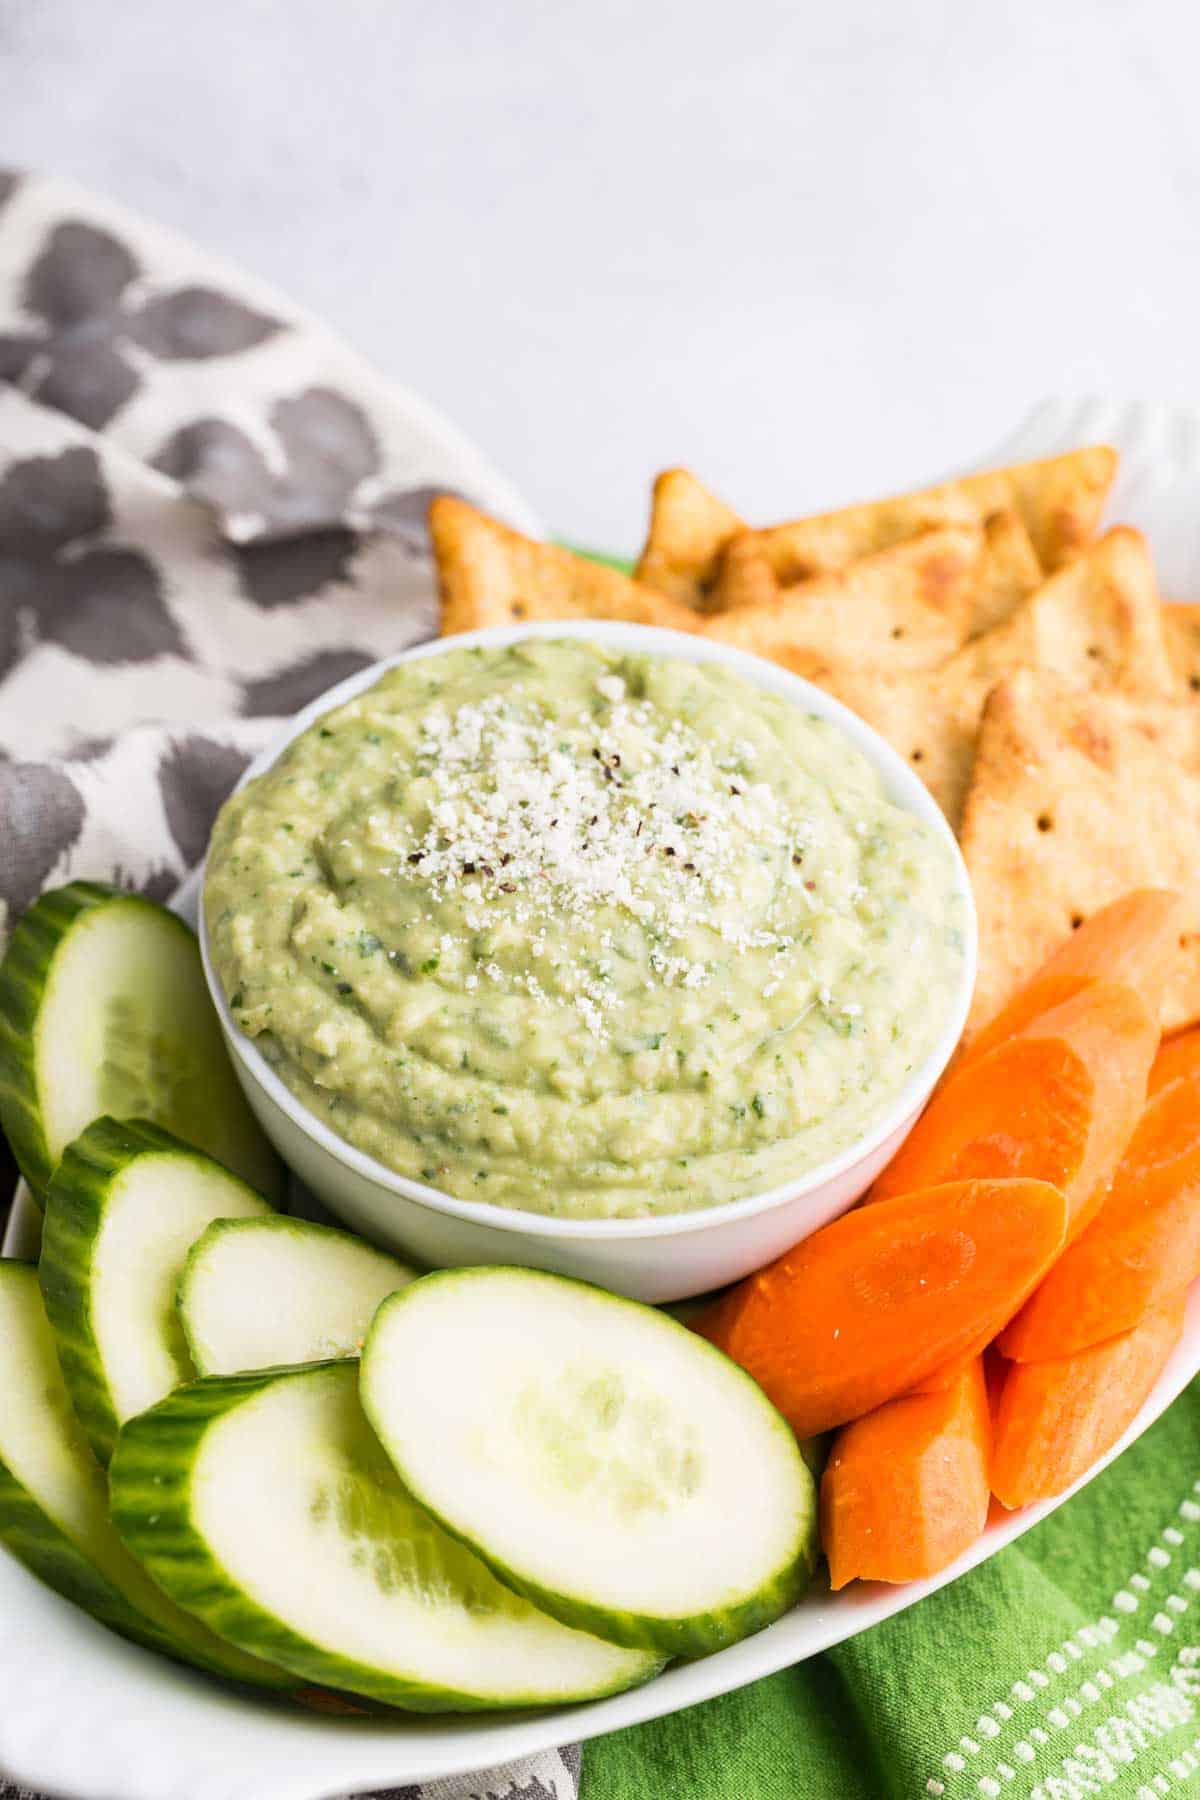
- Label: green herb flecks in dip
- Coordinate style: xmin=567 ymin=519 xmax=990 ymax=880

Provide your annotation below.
xmin=204 ymin=640 xmax=966 ymax=1218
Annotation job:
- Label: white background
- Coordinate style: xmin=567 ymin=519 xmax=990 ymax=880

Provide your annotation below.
xmin=2 ymin=0 xmax=1198 ymax=552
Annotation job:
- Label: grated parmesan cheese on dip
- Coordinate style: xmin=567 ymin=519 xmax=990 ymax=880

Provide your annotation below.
xmin=204 ymin=639 xmax=967 ymax=1218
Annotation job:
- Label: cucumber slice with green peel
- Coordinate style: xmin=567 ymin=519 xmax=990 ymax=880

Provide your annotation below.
xmin=179 ymin=1216 xmax=416 ymax=1377
xmin=109 ymin=1362 xmax=663 ymax=1711
xmin=0 ymin=1261 xmax=293 ymax=1691
xmin=361 ymin=1268 xmax=818 ymax=1658
xmin=0 ymin=881 xmax=283 ymax=1201
xmin=39 ymin=1117 xmax=274 ymax=1464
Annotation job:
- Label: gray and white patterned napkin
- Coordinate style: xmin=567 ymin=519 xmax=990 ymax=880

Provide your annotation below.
xmin=0 ymin=168 xmax=580 ymax=1800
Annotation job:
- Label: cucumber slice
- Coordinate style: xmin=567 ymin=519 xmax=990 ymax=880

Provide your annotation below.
xmin=39 ymin=1117 xmax=274 ymax=1465
xmin=361 ymin=1268 xmax=818 ymax=1657
xmin=179 ymin=1216 xmax=416 ymax=1377
xmin=0 ymin=1261 xmax=292 ymax=1690
xmin=109 ymin=1362 xmax=662 ymax=1711
xmin=0 ymin=881 xmax=282 ymax=1200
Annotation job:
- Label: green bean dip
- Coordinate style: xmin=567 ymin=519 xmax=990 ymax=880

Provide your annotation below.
xmin=205 ymin=640 xmax=967 ymax=1218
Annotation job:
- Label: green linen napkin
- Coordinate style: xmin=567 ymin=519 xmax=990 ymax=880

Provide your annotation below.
xmin=586 ymin=1385 xmax=1200 ymax=1799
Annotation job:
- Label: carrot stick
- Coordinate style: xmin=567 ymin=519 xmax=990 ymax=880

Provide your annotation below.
xmin=699 ymin=1178 xmax=1066 ymax=1438
xmin=1147 ymin=1023 xmax=1200 ymax=1098
xmin=990 ymin=1298 xmax=1186 ymax=1508
xmin=885 ymin=942 xmax=1163 ymax=1393
xmin=999 ymin=1036 xmax=1200 ymax=1359
xmin=822 ymin=1360 xmax=991 ymax=1588
xmin=963 ymin=889 xmax=1182 ymax=1065
xmin=906 ymin=1333 xmax=993 ymax=1395
xmin=870 ymin=981 xmax=1158 ymax=1239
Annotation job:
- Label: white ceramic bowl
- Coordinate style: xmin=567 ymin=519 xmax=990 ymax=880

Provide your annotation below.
xmin=199 ymin=621 xmax=976 ymax=1301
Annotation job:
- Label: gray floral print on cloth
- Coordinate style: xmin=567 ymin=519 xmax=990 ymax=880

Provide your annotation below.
xmin=0 ymin=171 xmax=570 ymax=1800
xmin=154 ymin=386 xmax=377 ymax=540
xmin=0 ymin=385 xmax=441 ymax=760
xmin=0 ymin=443 xmax=181 ymax=675
xmin=231 ymin=526 xmax=361 ymax=607
xmin=0 ymin=762 xmax=85 ymax=917
xmin=0 ymin=168 xmax=540 ymax=544
xmin=156 ymin=733 xmax=254 ymax=868
xmin=153 ymin=398 xmax=469 ymax=555
xmin=0 ymin=216 xmax=283 ymax=430
xmin=241 ymin=646 xmax=378 ymax=715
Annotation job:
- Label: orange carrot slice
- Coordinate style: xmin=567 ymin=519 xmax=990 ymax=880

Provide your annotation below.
xmin=871 ymin=981 xmax=1158 ymax=1239
xmin=822 ymin=1360 xmax=990 ymax=1588
xmin=906 ymin=1333 xmax=994 ymax=1395
xmin=999 ymin=1037 xmax=1200 ymax=1359
xmin=990 ymin=1298 xmax=1186 ymax=1509
xmin=964 ymin=889 xmax=1182 ymax=1065
xmin=699 ymin=1178 xmax=1066 ymax=1438
xmin=1147 ymin=1023 xmax=1200 ymax=1097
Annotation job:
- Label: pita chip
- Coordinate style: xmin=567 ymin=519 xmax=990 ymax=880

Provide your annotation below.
xmin=974 ymin=509 xmax=1043 ymax=635
xmin=948 ymin=526 xmax=1174 ymax=702
xmin=634 ymin=469 xmax=744 ymax=610
xmin=701 ymin=524 xmax=984 ymax=674
xmin=960 ymin=669 xmax=1200 ymax=1035
xmin=818 ymin=666 xmax=978 ymax=827
xmin=718 ymin=505 xmax=1041 ymax=637
xmin=711 ymin=446 xmax=1118 ymax=611
xmin=812 ymin=527 xmax=1174 ymax=829
xmin=431 ymin=497 xmax=701 ymax=636
xmin=1165 ymin=601 xmax=1200 ymax=698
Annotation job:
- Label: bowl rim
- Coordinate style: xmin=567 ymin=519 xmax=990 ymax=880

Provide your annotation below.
xmin=200 ymin=620 xmax=977 ymax=1241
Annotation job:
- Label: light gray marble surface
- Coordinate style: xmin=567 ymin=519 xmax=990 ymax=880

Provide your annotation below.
xmin=2 ymin=0 xmax=1198 ymax=552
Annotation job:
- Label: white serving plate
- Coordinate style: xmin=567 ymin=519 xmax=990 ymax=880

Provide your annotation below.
xmin=4 ymin=849 xmax=1199 ymax=1800
xmin=3 ymin=396 xmax=1200 ymax=1800
xmin=4 ymin=1111 xmax=1197 ymax=1800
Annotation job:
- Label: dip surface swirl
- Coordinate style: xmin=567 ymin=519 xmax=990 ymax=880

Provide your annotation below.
xmin=204 ymin=640 xmax=967 ymax=1218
